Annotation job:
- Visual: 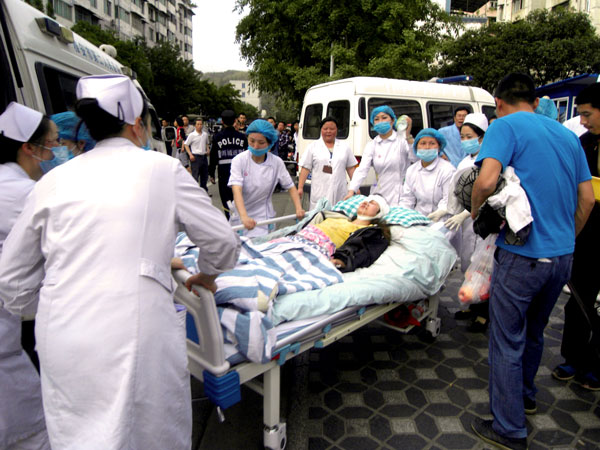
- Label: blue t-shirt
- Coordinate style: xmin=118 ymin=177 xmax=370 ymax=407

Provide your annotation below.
xmin=476 ymin=112 xmax=591 ymax=258
xmin=438 ymin=124 xmax=464 ymax=167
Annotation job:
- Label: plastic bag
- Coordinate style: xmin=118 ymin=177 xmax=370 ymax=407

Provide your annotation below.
xmin=458 ymin=234 xmax=497 ymax=305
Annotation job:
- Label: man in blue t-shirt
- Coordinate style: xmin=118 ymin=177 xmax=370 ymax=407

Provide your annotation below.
xmin=469 ymin=73 xmax=595 ymax=450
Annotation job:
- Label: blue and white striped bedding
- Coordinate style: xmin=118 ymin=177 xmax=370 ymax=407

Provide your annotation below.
xmin=174 ymin=201 xmax=457 ymax=364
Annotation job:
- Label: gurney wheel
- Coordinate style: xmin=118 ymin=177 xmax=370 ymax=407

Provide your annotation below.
xmin=264 ymin=422 xmax=286 ymax=449
xmin=425 ymin=317 xmax=441 ymax=339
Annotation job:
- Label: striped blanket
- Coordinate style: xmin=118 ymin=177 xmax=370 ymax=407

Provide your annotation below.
xmin=214 ymin=237 xmax=344 ymax=312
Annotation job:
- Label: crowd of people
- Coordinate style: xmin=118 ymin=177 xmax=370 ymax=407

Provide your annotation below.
xmin=0 ymin=72 xmax=598 ymax=449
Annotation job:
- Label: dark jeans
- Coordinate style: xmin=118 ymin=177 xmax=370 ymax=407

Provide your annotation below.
xmin=488 ymin=247 xmax=572 ymax=438
xmin=191 ymin=155 xmax=208 ymax=191
xmin=217 ymin=167 xmax=233 ymax=219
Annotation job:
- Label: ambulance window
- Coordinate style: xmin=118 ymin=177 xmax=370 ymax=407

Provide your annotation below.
xmin=427 ymin=103 xmax=472 ymax=130
xmin=368 ymin=98 xmax=423 ymax=139
xmin=482 ymin=105 xmax=496 ymax=121
xmin=302 ymin=103 xmax=323 ymax=140
xmin=35 ymin=63 xmax=79 ymax=114
xmin=148 ymin=106 xmax=162 ymax=140
xmin=0 ymin=32 xmax=17 ymax=112
xmin=326 ymin=100 xmax=350 ymax=139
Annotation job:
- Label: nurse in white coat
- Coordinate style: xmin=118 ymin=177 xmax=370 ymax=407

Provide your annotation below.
xmin=345 ymin=105 xmax=416 ymax=206
xmin=399 ymin=128 xmax=456 ymax=218
xmin=229 ymin=119 xmax=305 ymax=237
xmin=0 ymin=75 xmax=241 ymax=450
xmin=297 ymin=116 xmax=357 ymax=210
xmin=0 ymin=102 xmax=54 ymax=449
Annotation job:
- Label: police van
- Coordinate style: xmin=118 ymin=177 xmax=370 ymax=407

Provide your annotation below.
xmin=297 ymin=77 xmax=496 ymax=197
xmin=0 ymin=0 xmax=166 ymax=152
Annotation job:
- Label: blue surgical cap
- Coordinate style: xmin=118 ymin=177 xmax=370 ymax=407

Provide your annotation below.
xmin=535 ymin=97 xmax=558 ymax=120
xmin=413 ymin=128 xmax=447 ymax=154
xmin=246 ymin=119 xmax=278 ymax=150
xmin=369 ymin=105 xmax=397 ymax=125
xmin=51 ymin=111 xmax=96 ymax=151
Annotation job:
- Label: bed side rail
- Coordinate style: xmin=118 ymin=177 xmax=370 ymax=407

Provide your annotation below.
xmin=172 ymin=269 xmax=230 ymax=377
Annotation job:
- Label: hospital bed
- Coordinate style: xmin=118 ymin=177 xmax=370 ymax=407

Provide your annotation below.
xmin=172 ymin=203 xmax=456 ymax=449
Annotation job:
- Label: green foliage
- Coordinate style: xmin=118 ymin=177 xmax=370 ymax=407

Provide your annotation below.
xmin=437 ymin=9 xmax=600 ymax=92
xmin=235 ymin=0 xmax=459 ymax=103
xmin=24 ymin=0 xmax=44 ymax=13
xmin=45 ymin=0 xmax=55 ymax=18
xmin=71 ymin=23 xmax=246 ymax=119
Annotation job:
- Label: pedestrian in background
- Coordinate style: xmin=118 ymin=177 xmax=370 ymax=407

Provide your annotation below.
xmin=185 ymin=118 xmax=209 ymax=192
xmin=438 ymin=106 xmax=470 ymax=167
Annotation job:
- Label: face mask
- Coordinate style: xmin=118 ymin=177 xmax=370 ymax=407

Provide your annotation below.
xmin=33 ymin=145 xmax=74 ymax=174
xmin=137 ymin=123 xmax=152 ymax=151
xmin=461 ymin=138 xmax=480 ymax=155
xmin=416 ymin=148 xmax=438 ymax=162
xmin=249 ymin=145 xmax=269 ymax=156
xmin=373 ymin=122 xmax=392 ymax=135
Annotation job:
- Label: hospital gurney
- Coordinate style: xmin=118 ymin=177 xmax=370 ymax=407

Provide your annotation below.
xmin=173 ymin=211 xmax=455 ymax=450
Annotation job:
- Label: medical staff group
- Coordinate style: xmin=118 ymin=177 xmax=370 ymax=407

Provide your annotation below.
xmin=0 ymin=72 xmax=598 ymax=450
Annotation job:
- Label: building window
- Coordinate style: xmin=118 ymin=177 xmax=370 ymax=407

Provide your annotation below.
xmin=184 ymin=43 xmax=192 ymax=53
xmin=158 ymin=12 xmax=167 ymax=25
xmin=158 ymin=0 xmax=166 ymax=5
xmin=117 ymin=6 xmax=130 ymax=24
xmin=89 ymin=0 xmax=97 ymax=8
xmin=75 ymin=7 xmax=93 ymax=23
xmin=54 ymin=0 xmax=73 ymax=20
xmin=104 ymin=0 xmax=111 ymax=15
xmin=132 ymin=14 xmax=144 ymax=32
xmin=242 ymin=82 xmax=246 ymax=89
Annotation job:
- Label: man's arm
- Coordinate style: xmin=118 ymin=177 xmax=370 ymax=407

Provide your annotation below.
xmin=471 ymin=158 xmax=503 ymax=219
xmin=575 ymin=180 xmax=595 ymax=236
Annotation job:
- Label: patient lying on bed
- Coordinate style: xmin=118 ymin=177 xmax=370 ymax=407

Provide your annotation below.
xmin=176 ymin=195 xmax=391 ymax=313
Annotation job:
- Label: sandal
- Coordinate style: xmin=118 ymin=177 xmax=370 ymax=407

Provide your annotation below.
xmin=552 ymin=364 xmax=576 ymax=381
xmin=576 ymin=372 xmax=600 ymax=391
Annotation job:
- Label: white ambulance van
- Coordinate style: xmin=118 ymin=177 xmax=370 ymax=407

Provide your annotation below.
xmin=297 ymin=77 xmax=495 ymax=197
xmin=0 ymin=0 xmax=166 ymax=152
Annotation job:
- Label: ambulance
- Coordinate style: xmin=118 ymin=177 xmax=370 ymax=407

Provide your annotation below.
xmin=0 ymin=0 xmax=166 ymax=152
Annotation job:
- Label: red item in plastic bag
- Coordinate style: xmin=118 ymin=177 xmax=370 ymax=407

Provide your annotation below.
xmin=458 ymin=234 xmax=496 ymax=305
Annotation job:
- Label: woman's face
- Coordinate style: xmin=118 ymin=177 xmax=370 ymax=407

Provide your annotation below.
xmin=460 ymin=125 xmax=481 ymax=143
xmin=357 ymin=200 xmax=381 ymax=218
xmin=320 ymin=121 xmax=337 ymax=144
xmin=373 ymin=112 xmax=393 ymax=125
xmin=416 ymin=136 xmax=439 ymax=150
xmin=248 ymin=132 xmax=269 ymax=150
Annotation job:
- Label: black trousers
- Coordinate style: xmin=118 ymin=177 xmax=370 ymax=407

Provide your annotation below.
xmin=561 ymin=206 xmax=600 ymax=374
xmin=217 ymin=167 xmax=233 ymax=219
xmin=190 ymin=155 xmax=208 ymax=190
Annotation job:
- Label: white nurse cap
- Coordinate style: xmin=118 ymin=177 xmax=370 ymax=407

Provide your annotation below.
xmin=0 ymin=102 xmax=43 ymax=142
xmin=463 ymin=113 xmax=489 ymax=133
xmin=76 ymin=74 xmax=143 ymax=125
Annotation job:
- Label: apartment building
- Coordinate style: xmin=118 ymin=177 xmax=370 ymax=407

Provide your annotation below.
xmin=49 ymin=0 xmax=194 ymax=60
xmin=489 ymin=0 xmax=600 ymax=31
xmin=230 ymin=80 xmax=261 ymax=109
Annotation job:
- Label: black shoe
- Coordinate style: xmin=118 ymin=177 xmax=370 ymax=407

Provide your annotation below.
xmin=467 ymin=317 xmax=488 ymax=333
xmin=471 ymin=418 xmax=527 ymax=450
xmin=523 ymin=397 xmax=537 ymax=415
xmin=454 ymin=309 xmax=473 ymax=320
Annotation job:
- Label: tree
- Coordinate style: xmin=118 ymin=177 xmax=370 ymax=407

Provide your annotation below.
xmin=437 ymin=9 xmax=600 ymax=93
xmin=24 ymin=0 xmax=44 ymax=13
xmin=70 ymin=23 xmax=247 ymax=119
xmin=235 ymin=0 xmax=459 ymax=104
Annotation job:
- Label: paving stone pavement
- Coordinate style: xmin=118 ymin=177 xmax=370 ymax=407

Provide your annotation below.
xmin=194 ymin=188 xmax=600 ymax=449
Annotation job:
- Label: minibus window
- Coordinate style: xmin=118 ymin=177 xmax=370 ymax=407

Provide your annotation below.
xmin=0 ymin=21 xmax=17 ymax=112
xmin=367 ymin=98 xmax=423 ymax=139
xmin=326 ymin=100 xmax=350 ymax=139
xmin=36 ymin=63 xmax=79 ymax=114
xmin=427 ymin=103 xmax=472 ymax=130
xmin=358 ymin=97 xmax=366 ymax=119
xmin=302 ymin=103 xmax=323 ymax=139
xmin=482 ymin=105 xmax=496 ymax=121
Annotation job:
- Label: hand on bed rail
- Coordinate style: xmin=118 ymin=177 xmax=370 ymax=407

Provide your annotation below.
xmin=184 ymin=272 xmax=218 ymax=295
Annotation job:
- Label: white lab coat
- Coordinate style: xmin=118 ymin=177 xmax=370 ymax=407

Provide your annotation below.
xmin=0 ymin=138 xmax=240 ymax=449
xmin=399 ymin=157 xmax=456 ymax=216
xmin=228 ymin=151 xmax=294 ymax=237
xmin=300 ymin=138 xmax=357 ymax=210
xmin=0 ymin=163 xmax=48 ymax=449
xmin=455 ymin=154 xmax=480 ymax=272
xmin=348 ymin=131 xmax=416 ymax=206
